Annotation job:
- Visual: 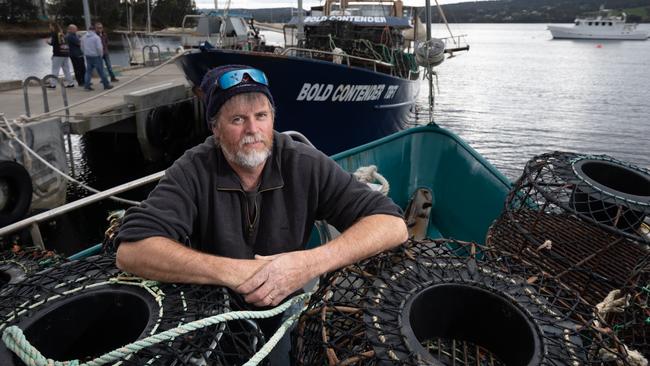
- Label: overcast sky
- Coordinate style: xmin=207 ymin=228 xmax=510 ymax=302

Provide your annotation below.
xmin=196 ymin=0 xmax=468 ymax=9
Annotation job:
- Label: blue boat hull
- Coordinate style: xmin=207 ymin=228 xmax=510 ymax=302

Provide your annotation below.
xmin=176 ymin=49 xmax=420 ymax=155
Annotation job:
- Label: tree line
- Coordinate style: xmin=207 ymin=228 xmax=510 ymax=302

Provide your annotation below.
xmin=1 ymin=0 xmax=196 ymax=30
xmin=423 ymin=0 xmax=650 ymax=23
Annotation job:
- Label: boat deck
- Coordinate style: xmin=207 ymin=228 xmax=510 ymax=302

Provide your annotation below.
xmin=0 ymin=64 xmax=190 ymax=134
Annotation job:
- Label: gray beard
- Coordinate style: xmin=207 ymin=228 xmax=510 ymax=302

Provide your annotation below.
xmin=216 ymin=137 xmax=271 ymax=169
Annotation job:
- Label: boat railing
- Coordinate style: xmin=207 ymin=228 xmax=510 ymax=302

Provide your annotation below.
xmin=438 ymin=34 xmax=470 ymax=55
xmin=0 ymin=171 xmax=165 ymax=249
xmin=280 ymin=47 xmax=393 ymax=72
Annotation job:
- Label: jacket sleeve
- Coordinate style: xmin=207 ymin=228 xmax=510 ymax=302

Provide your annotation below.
xmin=66 ymin=34 xmax=80 ymax=47
xmin=115 ymin=162 xmax=199 ymax=247
xmin=313 ymin=152 xmax=402 ymax=232
xmin=95 ymin=37 xmax=103 ymax=56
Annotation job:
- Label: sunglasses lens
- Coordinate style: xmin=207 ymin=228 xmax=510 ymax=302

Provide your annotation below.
xmin=218 ymin=69 xmax=269 ymax=90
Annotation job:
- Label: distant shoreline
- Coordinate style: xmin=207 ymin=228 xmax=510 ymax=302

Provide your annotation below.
xmin=0 ymin=23 xmax=49 ymax=40
xmin=1 ymin=19 xmax=647 ymax=41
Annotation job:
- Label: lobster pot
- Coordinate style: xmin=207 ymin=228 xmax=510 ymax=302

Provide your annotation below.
xmin=488 ymin=151 xmax=650 ymax=306
xmin=508 ymin=151 xmax=650 ymax=242
xmin=0 ymin=255 xmax=266 ymax=365
xmin=294 ymin=239 xmax=630 ymax=366
xmin=0 ymin=246 xmax=64 ymax=293
xmin=605 ymin=266 xmax=650 ymax=358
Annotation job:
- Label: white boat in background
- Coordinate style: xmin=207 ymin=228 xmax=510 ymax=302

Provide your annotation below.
xmin=547 ymin=7 xmax=648 ymax=40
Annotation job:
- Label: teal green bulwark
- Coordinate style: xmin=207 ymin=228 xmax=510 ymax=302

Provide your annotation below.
xmin=332 ymin=125 xmax=511 ymax=244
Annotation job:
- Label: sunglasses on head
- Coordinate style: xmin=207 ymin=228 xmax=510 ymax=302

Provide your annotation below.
xmin=216 ymin=68 xmax=269 ymax=90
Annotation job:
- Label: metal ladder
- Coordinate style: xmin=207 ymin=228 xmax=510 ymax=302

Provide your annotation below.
xmin=22 ymin=75 xmax=75 ymax=175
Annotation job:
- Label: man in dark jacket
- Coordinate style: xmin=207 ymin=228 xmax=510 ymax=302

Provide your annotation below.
xmin=95 ymin=22 xmax=118 ymax=82
xmin=115 ymin=65 xmax=407 ymax=362
xmin=65 ymin=24 xmax=85 ymax=86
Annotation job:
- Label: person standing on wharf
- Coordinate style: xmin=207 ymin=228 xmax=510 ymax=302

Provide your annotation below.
xmin=115 ymin=65 xmax=407 ymax=362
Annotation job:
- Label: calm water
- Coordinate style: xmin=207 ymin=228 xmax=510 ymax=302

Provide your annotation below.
xmin=1 ymin=24 xmax=649 ymax=252
xmin=427 ymin=23 xmax=650 ymax=179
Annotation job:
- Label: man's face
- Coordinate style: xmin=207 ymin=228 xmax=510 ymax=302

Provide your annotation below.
xmin=96 ymin=24 xmax=103 ymax=32
xmin=212 ymin=93 xmax=274 ymax=169
xmin=68 ymin=25 xmax=76 ymax=33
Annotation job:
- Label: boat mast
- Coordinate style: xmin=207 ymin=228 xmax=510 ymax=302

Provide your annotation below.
xmin=424 ymin=0 xmax=435 ymax=123
xmin=297 ymin=0 xmax=305 ymax=42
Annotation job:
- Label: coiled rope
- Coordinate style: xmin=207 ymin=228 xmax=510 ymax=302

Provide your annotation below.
xmin=0 ymin=115 xmax=140 ymax=206
xmin=2 ymin=291 xmax=311 ymax=366
xmin=353 ymin=165 xmax=390 ymax=195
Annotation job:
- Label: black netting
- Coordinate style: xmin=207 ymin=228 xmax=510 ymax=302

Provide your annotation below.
xmin=506 ymin=151 xmax=650 ymax=243
xmin=294 ymin=239 xmax=631 ymax=365
xmin=487 ymin=211 xmax=646 ymax=306
xmin=606 ymin=267 xmax=649 ymax=357
xmin=486 ymin=151 xmax=650 ymax=358
xmin=0 ymin=254 xmax=266 ymax=365
xmin=0 ymin=246 xmax=65 ymax=293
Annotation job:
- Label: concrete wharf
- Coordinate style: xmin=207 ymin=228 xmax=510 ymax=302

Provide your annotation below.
xmin=0 ymin=61 xmax=200 ymax=161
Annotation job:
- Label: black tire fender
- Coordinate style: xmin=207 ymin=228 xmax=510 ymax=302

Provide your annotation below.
xmin=0 ymin=160 xmax=33 ymax=227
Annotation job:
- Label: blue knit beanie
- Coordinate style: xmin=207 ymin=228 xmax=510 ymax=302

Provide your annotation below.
xmin=199 ymin=64 xmax=274 ymax=128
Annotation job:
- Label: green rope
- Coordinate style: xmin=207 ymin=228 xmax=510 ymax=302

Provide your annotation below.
xmin=2 ymin=292 xmax=311 ymax=366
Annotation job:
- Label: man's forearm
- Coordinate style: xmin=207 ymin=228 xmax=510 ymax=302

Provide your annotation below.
xmin=236 ymin=214 xmax=407 ymax=306
xmin=309 ymin=214 xmax=408 ymax=277
xmin=116 ymin=236 xmax=266 ymax=289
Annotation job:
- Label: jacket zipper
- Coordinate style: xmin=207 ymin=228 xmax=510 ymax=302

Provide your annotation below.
xmin=217 ymin=184 xmax=284 ymax=240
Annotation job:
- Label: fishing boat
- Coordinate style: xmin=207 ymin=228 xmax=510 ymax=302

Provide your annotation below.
xmin=175 ymin=0 xmax=468 ymax=155
xmin=1 ymin=124 xmax=646 ymax=364
xmin=547 ymin=6 xmax=649 ymax=40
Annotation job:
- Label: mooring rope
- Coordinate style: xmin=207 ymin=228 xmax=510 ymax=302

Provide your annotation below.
xmin=0 ymin=115 xmax=140 ymax=206
xmin=2 ymin=292 xmax=311 ymax=366
xmin=353 ymin=165 xmax=390 ymax=195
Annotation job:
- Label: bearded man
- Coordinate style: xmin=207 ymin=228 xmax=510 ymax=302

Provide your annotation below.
xmin=115 ymin=65 xmax=407 ymax=363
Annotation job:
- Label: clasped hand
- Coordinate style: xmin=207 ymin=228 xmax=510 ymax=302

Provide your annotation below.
xmin=236 ymin=251 xmax=316 ymax=307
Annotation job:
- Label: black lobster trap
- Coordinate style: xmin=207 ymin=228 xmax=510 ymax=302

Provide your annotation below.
xmin=0 ymin=254 xmax=266 ymax=365
xmin=294 ymin=239 xmax=634 ymax=365
xmin=487 ymin=151 xmax=650 ymax=360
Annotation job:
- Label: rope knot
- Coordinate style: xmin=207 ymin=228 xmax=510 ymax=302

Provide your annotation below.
xmin=596 ymin=289 xmax=630 ymax=317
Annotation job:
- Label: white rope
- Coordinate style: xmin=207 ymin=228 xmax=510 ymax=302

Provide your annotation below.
xmin=596 ymin=289 xmax=630 ymax=317
xmin=599 ymin=345 xmax=648 ymax=366
xmin=0 ymin=116 xmax=140 ymax=206
xmin=20 ymin=51 xmax=189 ymax=123
xmin=353 ymin=165 xmax=390 ymax=195
xmin=2 ymin=292 xmax=311 ymax=366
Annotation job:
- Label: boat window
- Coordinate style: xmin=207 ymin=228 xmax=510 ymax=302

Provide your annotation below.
xmin=575 ymin=20 xmax=581 ymax=25
xmin=328 ymin=1 xmax=393 ymax=16
xmin=588 ymin=21 xmax=593 ymax=26
xmin=609 ymin=22 xmax=613 ymax=26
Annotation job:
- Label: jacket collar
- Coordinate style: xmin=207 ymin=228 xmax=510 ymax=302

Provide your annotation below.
xmin=214 ymin=132 xmax=284 ymax=191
